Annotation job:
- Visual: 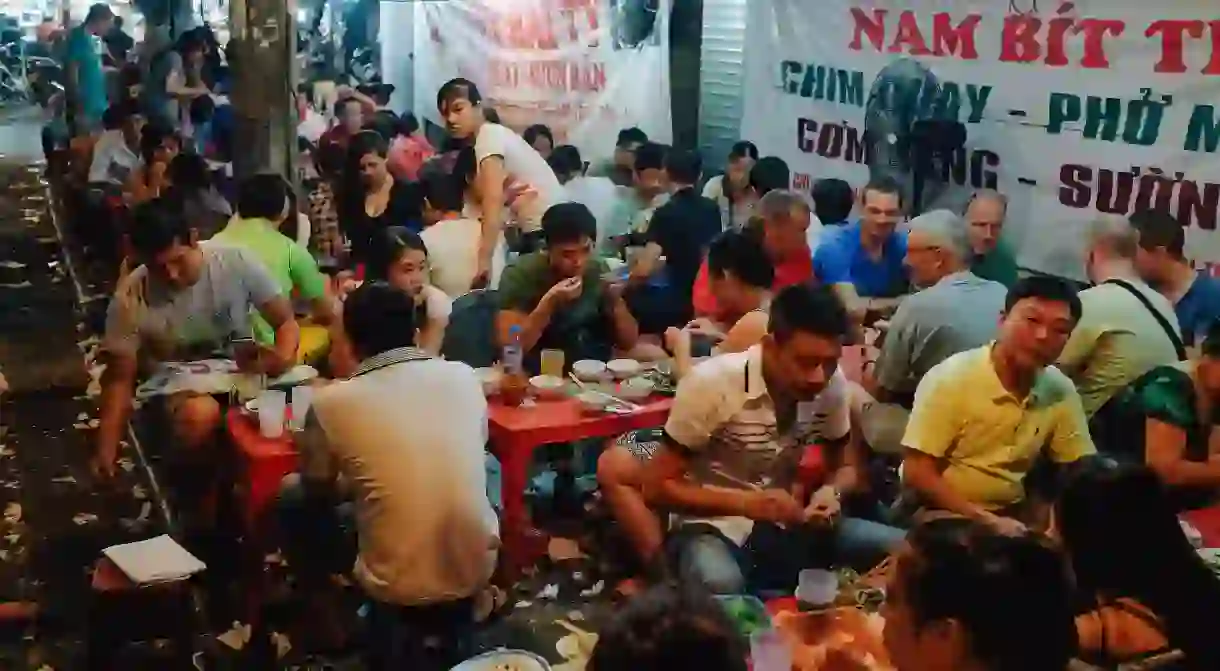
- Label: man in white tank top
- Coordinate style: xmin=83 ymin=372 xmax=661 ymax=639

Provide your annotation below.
xmin=437 ymin=78 xmax=565 ymax=288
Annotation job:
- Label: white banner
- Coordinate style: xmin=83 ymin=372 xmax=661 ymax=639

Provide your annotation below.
xmin=742 ymin=0 xmax=1220 ymax=280
xmin=412 ymin=0 xmax=673 ymax=162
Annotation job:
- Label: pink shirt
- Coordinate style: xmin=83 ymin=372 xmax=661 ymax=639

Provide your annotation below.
xmin=387 ymin=135 xmax=436 ymax=182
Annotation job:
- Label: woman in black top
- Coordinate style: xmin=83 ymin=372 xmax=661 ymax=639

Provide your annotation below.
xmin=339 ymin=130 xmax=422 ymax=264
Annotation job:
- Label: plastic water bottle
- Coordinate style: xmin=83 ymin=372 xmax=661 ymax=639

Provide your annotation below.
xmin=503 ymin=325 xmax=524 ymax=376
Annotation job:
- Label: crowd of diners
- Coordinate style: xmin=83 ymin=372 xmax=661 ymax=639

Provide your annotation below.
xmin=46 ymin=11 xmax=1220 ymax=667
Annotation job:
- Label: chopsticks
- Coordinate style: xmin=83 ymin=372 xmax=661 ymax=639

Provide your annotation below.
xmin=567 ymin=372 xmax=644 ymax=412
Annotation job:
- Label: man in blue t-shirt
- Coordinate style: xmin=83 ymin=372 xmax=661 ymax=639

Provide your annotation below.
xmin=64 ymin=4 xmax=114 ymax=136
xmin=812 ymin=176 xmax=910 ymax=324
xmin=1131 ymin=209 xmax=1220 ymax=347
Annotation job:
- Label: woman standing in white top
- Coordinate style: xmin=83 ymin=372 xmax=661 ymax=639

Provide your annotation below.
xmin=436 ymin=78 xmax=565 ymax=288
xmin=701 ymin=141 xmax=759 ymax=230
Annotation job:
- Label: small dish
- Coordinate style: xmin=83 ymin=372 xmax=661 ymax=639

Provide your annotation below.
xmin=528 ymin=375 xmax=567 ymax=400
xmin=475 ymin=367 xmax=502 ymax=396
xmin=607 ymin=358 xmax=641 ymax=379
xmin=575 ymin=391 xmax=611 ymax=414
xmin=616 ymin=377 xmax=655 ymax=400
xmin=572 ymin=359 xmax=608 ymax=381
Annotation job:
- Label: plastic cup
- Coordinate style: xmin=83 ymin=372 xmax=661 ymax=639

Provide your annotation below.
xmin=749 ymin=629 xmax=791 ymax=671
xmin=540 ymin=349 xmax=565 ymax=378
xmin=796 ymin=568 xmax=839 ymax=608
xmin=289 ymin=386 xmax=314 ymax=431
xmin=257 ymin=390 xmax=286 ymax=438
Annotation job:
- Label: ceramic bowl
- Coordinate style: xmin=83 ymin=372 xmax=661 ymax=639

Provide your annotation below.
xmin=575 ymin=391 xmax=611 ymax=414
xmin=607 ymin=358 xmax=641 ymax=379
xmin=571 ymin=359 xmax=608 ymax=381
xmin=616 ymin=377 xmax=655 ymax=400
xmin=528 ymin=375 xmax=567 ymax=399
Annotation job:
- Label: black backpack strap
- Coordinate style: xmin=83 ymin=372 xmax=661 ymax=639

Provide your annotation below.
xmin=1103 ymin=279 xmax=1187 ymax=361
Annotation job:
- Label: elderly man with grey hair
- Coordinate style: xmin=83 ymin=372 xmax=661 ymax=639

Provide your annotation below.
xmin=851 ymin=209 xmax=1008 ymax=455
xmin=1057 ymin=215 xmax=1184 ymax=421
xmin=964 ymin=189 xmax=1020 ymax=287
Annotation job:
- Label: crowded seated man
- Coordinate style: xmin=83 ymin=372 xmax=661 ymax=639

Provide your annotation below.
xmin=853 ymin=210 xmax=1006 ymax=456
xmin=91 ymin=196 xmax=299 ymax=494
xmin=607 ymin=141 xmax=670 ymax=252
xmin=963 ymin=189 xmax=1019 ymax=288
xmin=1130 ymin=208 xmax=1220 ymax=348
xmin=497 ymin=202 xmax=640 ymax=372
xmin=548 ymin=144 xmax=619 ymax=245
xmin=211 ymin=174 xmax=334 ymax=348
xmin=813 ymin=176 xmax=909 ymax=326
xmin=88 ymin=100 xmax=145 ymax=186
xmin=901 ymin=277 xmax=1095 ymax=535
xmin=592 ymin=126 xmax=649 ymax=187
xmin=634 ymin=284 xmax=905 ymax=594
xmin=418 ymin=168 xmax=482 ymax=298
xmin=881 ymin=518 xmax=1077 ymax=671
xmin=1057 ymin=216 xmax=1184 ymax=427
xmin=627 ymin=148 xmax=723 ymax=333
xmin=692 ymin=189 xmax=813 ymax=319
xmin=278 ymin=283 xmax=498 ymax=665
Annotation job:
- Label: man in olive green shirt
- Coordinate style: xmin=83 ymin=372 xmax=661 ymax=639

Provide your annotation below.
xmin=496 ymin=202 xmax=639 ymax=373
xmin=965 ymin=189 xmax=1019 ymax=287
xmin=211 ymin=175 xmax=333 ymax=345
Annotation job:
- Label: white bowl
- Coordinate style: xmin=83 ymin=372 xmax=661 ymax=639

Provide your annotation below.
xmin=475 ymin=367 xmax=502 ymax=396
xmin=607 ymin=358 xmax=641 ymax=379
xmin=616 ymin=377 xmax=655 ymax=400
xmin=575 ymin=391 xmax=611 ymax=414
xmin=528 ymin=375 xmax=567 ymax=399
xmin=572 ymin=359 xmax=608 ymax=381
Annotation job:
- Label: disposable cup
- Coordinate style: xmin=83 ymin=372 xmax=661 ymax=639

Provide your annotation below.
xmin=796 ymin=568 xmax=839 ymax=608
xmin=257 ymin=390 xmax=286 ymax=438
xmin=749 ymin=628 xmax=791 ymax=671
xmin=289 ymin=386 xmax=314 ymax=431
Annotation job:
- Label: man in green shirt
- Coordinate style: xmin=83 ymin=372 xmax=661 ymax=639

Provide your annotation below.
xmin=497 ymin=202 xmax=639 ymax=373
xmin=211 ymin=175 xmax=333 ymax=346
xmin=965 ymin=189 xmax=1019 ymax=287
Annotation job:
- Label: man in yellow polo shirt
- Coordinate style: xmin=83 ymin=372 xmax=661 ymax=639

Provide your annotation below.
xmin=901 ymin=276 xmax=1096 ymax=537
xmin=211 ymin=175 xmax=334 ymax=349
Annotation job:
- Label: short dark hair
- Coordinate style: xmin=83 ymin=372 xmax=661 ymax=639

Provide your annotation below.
xmin=616 ymin=127 xmax=648 ymax=148
xmin=366 ymin=227 xmax=428 ymax=283
xmin=811 ymin=178 xmax=854 ymax=224
xmin=397 ymin=112 xmax=420 ymax=136
xmin=728 ymin=141 xmax=759 ymax=162
xmin=861 ymin=175 xmax=904 ymax=207
xmin=85 ymin=3 xmax=113 ymax=24
xmin=483 ymin=107 xmax=501 ymax=123
xmin=707 ymin=231 xmax=774 ymax=289
xmin=138 ymin=123 xmax=178 ymax=164
xmin=548 ymin=144 xmax=583 ymax=178
xmin=901 ymin=519 xmax=1077 ymax=671
xmin=188 ymin=94 xmax=214 ymax=124
xmin=343 ymin=282 xmax=420 ymax=357
xmin=129 ymin=196 xmax=192 ymax=259
xmin=1004 ymin=275 xmax=1082 ymax=322
xmin=362 ymin=110 xmax=399 ymax=141
xmin=634 ymin=142 xmax=666 ymax=173
xmin=768 ymin=283 xmax=850 ymax=343
xmin=523 ymin=124 xmax=554 ymax=148
xmin=542 ymin=202 xmax=597 ymax=246
xmin=664 ymin=149 xmax=702 ymax=185
xmin=348 ymin=130 xmax=389 ymax=161
xmin=749 ymin=156 xmax=789 ymax=196
xmin=167 ymin=153 xmax=212 ymax=191
xmin=436 ymin=78 xmax=482 ymax=110
xmin=236 ymin=174 xmax=289 ymax=220
xmin=588 ymin=584 xmax=747 ymax=671
xmin=419 ymin=169 xmax=465 ymax=214
xmin=1129 ymin=208 xmax=1185 ymax=259
xmin=103 ymin=99 xmax=142 ymax=129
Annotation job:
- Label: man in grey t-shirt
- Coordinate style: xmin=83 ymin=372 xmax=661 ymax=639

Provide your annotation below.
xmin=853 ymin=210 xmax=1007 ymax=454
xmin=92 ymin=197 xmax=299 ymax=483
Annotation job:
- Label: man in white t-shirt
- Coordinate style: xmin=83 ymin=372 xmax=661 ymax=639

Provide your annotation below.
xmin=88 ymin=100 xmax=144 ymax=185
xmin=437 ymin=78 xmax=565 ymax=287
xmin=278 ymin=283 xmax=498 ymax=656
xmin=636 ymin=284 xmax=904 ymax=594
xmin=419 ymin=167 xmax=482 ymax=298
xmin=548 ymin=144 xmax=621 ymax=250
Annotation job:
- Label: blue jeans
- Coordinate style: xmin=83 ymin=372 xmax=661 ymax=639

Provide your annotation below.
xmin=671 ymin=518 xmax=906 ymax=595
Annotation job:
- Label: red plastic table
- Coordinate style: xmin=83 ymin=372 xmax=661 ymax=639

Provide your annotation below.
xmin=225 ymin=408 xmax=299 ymax=533
xmin=488 ymin=394 xmax=673 ymax=573
xmin=1182 ymin=505 xmax=1220 ymax=548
